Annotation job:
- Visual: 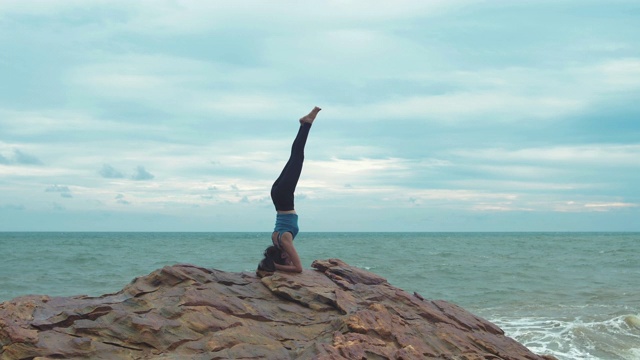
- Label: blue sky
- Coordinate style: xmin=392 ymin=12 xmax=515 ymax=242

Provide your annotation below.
xmin=1 ymin=1 xmax=639 ymax=231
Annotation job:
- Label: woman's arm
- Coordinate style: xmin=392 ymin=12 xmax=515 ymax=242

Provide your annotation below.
xmin=274 ymin=232 xmax=303 ymax=273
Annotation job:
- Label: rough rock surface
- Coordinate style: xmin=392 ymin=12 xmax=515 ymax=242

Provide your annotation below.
xmin=0 ymin=259 xmax=556 ymax=360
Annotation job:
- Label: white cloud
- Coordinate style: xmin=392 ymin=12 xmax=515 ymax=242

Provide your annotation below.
xmin=0 ymin=108 xmax=174 ymax=140
xmin=555 ymin=200 xmax=638 ymax=213
xmin=453 ymin=144 xmax=640 ymax=167
xmin=321 ymin=57 xmax=640 ymax=123
xmin=69 ymin=53 xmax=310 ymax=119
xmin=335 ymin=92 xmax=584 ymax=122
xmin=471 ymin=203 xmax=533 ymax=212
xmin=584 ymin=202 xmax=637 ymax=210
xmin=6 ymin=0 xmax=466 ymax=34
xmin=590 ymin=58 xmax=640 ymax=90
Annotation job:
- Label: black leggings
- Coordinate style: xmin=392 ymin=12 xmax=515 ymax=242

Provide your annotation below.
xmin=270 ymin=123 xmax=311 ymax=211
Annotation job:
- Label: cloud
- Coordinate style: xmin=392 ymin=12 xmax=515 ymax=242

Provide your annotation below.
xmin=584 ymin=202 xmax=637 ymax=211
xmin=0 ymin=0 xmax=462 ymax=36
xmin=45 ymin=185 xmax=72 ymax=198
xmin=592 ymin=58 xmax=640 ymax=90
xmin=0 ymin=149 xmax=43 ymax=165
xmin=453 ymin=144 xmax=640 ymax=167
xmin=131 ymin=166 xmax=154 ymax=181
xmin=115 ymin=194 xmax=130 ymax=205
xmin=1 ymin=203 xmax=25 ymax=211
xmin=13 ymin=149 xmax=43 ymax=165
xmin=69 ymin=54 xmax=305 ymax=120
xmin=555 ymin=201 xmax=638 ymax=213
xmin=99 ymin=164 xmax=124 ymax=178
xmin=45 ymin=185 xmax=70 ymax=192
xmin=52 ymin=202 xmax=65 ymax=211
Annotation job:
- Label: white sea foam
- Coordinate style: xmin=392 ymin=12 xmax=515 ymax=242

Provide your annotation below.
xmin=492 ymin=313 xmax=640 ymax=360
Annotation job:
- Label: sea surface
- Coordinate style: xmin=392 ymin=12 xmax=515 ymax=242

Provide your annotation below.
xmin=1 ymin=232 xmax=638 ymax=359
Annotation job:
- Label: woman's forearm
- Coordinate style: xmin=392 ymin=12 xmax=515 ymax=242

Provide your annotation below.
xmin=274 ymin=263 xmax=303 ymax=273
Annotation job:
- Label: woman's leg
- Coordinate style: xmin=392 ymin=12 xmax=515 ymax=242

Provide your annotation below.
xmin=270 ymin=107 xmax=321 ymax=211
xmin=271 ymin=123 xmax=311 ymax=211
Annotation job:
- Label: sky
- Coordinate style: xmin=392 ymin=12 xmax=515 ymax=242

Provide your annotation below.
xmin=1 ymin=0 xmax=639 ymax=232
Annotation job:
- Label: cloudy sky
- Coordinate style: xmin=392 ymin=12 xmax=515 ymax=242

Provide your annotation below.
xmin=1 ymin=1 xmax=639 ymax=232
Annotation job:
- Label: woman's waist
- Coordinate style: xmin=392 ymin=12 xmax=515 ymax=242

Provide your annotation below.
xmin=274 ymin=213 xmax=299 ymax=234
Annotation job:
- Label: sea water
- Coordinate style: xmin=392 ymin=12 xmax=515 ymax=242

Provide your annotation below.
xmin=1 ymin=232 xmax=638 ymax=360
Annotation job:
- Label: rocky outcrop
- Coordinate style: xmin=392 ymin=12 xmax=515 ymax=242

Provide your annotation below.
xmin=0 ymin=259 xmax=556 ymax=359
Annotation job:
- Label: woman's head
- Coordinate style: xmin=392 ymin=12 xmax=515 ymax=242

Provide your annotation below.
xmin=264 ymin=245 xmax=288 ymax=265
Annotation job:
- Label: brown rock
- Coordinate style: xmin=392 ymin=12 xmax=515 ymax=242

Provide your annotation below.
xmin=0 ymin=260 xmax=556 ymax=360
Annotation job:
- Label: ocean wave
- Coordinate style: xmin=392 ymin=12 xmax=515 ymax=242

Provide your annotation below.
xmin=491 ymin=313 xmax=640 ymax=360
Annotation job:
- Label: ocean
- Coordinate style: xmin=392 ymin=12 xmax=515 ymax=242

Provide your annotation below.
xmin=1 ymin=232 xmax=638 ymax=359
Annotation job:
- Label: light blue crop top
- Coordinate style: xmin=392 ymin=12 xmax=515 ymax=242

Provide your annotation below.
xmin=273 ymin=213 xmax=299 ymax=240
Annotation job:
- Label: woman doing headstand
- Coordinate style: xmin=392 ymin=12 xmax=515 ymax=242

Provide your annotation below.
xmin=265 ymin=106 xmax=321 ymax=273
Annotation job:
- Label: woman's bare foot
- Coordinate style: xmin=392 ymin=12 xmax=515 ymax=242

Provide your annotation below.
xmin=300 ymin=106 xmax=321 ymax=124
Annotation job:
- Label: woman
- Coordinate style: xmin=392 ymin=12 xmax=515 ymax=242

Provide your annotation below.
xmin=260 ymin=106 xmax=321 ymax=274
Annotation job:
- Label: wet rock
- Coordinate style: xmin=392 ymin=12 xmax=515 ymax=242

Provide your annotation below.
xmin=0 ymin=260 xmax=556 ymax=359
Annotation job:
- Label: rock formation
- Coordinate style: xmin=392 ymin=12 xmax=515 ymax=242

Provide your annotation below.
xmin=0 ymin=259 xmax=556 ymax=359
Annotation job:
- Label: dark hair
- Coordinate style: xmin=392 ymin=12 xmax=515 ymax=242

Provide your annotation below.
xmin=264 ymin=245 xmax=287 ymax=265
xmin=257 ymin=245 xmax=286 ymax=273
